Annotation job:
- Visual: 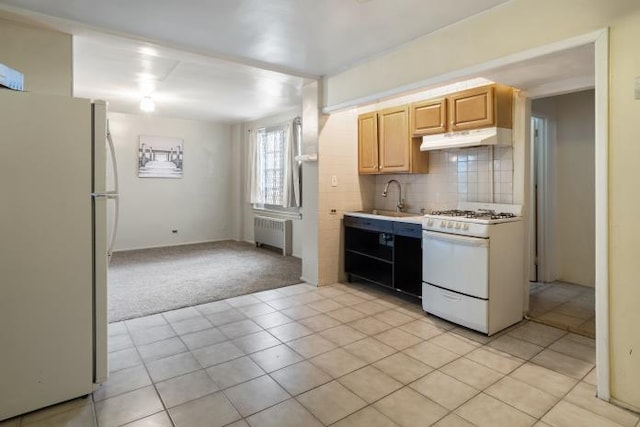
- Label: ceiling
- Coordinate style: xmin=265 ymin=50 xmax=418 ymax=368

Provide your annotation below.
xmin=0 ymin=0 xmax=513 ymax=122
xmin=0 ymin=0 xmax=511 ymax=76
xmin=0 ymin=0 xmax=594 ymax=123
xmin=72 ymin=34 xmax=305 ymax=122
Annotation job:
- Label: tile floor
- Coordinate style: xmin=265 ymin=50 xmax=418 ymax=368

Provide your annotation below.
xmin=2 ymin=282 xmax=637 ymax=427
xmin=528 ymin=281 xmax=595 ymax=337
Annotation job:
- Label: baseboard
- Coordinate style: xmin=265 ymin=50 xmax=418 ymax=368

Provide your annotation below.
xmin=299 ymin=276 xmax=317 ymax=286
xmin=609 ymin=397 xmax=640 ymax=415
xmin=113 ymin=238 xmax=237 ymax=253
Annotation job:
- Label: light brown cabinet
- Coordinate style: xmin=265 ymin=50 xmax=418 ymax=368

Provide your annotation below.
xmin=358 ymin=106 xmax=428 ymax=175
xmin=409 ymin=84 xmax=513 ymax=136
xmin=357 ymin=112 xmax=379 ymax=174
xmin=448 ymin=84 xmax=513 ymax=131
xmin=409 ymin=98 xmax=447 ymax=136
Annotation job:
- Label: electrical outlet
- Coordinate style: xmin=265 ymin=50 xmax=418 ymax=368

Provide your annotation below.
xmin=331 ymin=175 xmax=338 ymax=187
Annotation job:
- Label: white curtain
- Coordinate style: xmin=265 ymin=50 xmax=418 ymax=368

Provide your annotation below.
xmin=285 ymin=118 xmax=302 ymax=208
xmin=248 ymin=117 xmax=301 ymax=208
xmin=247 ymin=127 xmax=262 ymax=203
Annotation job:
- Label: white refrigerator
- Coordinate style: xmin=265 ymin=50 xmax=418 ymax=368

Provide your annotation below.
xmin=0 ymin=90 xmax=118 ymax=421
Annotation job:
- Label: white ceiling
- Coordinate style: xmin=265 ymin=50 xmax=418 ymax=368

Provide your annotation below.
xmin=72 ymin=34 xmax=305 ymax=122
xmin=0 ymin=0 xmax=512 ymax=122
xmin=0 ymin=0 xmax=511 ymax=76
xmin=0 ymin=0 xmax=594 ymax=123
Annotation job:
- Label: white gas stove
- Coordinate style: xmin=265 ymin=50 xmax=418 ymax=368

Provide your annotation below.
xmin=421 ymin=202 xmax=524 ymax=335
xmin=422 ymin=202 xmax=522 ymax=238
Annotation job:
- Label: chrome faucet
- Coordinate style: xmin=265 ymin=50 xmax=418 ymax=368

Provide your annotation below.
xmin=382 ymin=179 xmax=404 ymax=212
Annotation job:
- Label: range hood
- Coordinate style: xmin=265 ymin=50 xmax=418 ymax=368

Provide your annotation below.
xmin=420 ymin=127 xmax=512 ymax=151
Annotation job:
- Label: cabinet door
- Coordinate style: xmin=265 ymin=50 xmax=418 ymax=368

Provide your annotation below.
xmin=410 ymin=98 xmax=447 ymax=136
xmin=449 ymin=85 xmax=495 ymax=131
xmin=379 ymin=105 xmax=410 ymax=173
xmin=358 ymin=112 xmax=379 ymax=174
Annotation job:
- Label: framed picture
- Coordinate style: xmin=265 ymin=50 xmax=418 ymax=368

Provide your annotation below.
xmin=138 ymin=135 xmax=183 ymax=178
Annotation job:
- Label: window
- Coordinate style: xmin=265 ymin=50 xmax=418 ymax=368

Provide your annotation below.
xmin=256 ymin=126 xmax=287 ymax=206
xmin=249 ymin=117 xmax=302 ymax=214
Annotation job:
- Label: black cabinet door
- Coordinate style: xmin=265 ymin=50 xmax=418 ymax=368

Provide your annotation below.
xmin=394 ymin=234 xmax=422 ymax=296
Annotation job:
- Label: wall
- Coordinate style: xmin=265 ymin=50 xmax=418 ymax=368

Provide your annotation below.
xmin=320 ymin=0 xmax=640 ymax=410
xmin=302 ymin=81 xmax=321 ymax=284
xmin=533 ymin=90 xmax=595 ymax=287
xmin=239 ymin=108 xmax=303 ymax=258
xmin=0 ymin=16 xmax=72 ymax=96
xmin=317 ymin=109 xmax=375 ymax=285
xmin=108 ymin=112 xmax=235 ymax=251
xmin=608 ymin=8 xmax=640 ymax=411
xmin=323 ymin=0 xmax=638 ymax=109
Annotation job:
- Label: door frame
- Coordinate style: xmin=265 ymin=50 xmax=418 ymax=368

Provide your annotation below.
xmin=526 ymin=29 xmax=609 ymax=401
xmin=529 ymin=115 xmax=558 ymax=285
xmin=593 ymin=29 xmax=609 ymax=401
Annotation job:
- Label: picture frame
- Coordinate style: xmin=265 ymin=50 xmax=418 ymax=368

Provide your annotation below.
xmin=138 ymin=135 xmax=184 ymax=178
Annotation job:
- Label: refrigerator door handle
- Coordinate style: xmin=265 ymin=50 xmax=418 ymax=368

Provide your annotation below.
xmin=106 ymin=125 xmax=120 ymax=262
xmin=106 ymin=123 xmax=119 ymax=195
xmin=91 ymin=191 xmax=119 ymax=199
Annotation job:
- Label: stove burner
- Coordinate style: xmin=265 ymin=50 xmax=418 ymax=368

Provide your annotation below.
xmin=430 ymin=209 xmax=475 ymax=217
xmin=492 ymin=212 xmax=516 ymax=220
xmin=430 ymin=209 xmax=517 ymax=220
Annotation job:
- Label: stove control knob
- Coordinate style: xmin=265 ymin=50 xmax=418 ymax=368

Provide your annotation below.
xmin=455 ymin=222 xmax=461 ymax=229
xmin=447 ymin=221 xmax=453 ymax=228
xmin=440 ymin=221 xmax=446 ymax=228
xmin=463 ymin=224 xmax=470 ymax=230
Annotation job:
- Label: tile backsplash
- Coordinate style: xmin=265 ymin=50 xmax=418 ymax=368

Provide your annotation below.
xmin=374 ymin=145 xmax=514 ymax=213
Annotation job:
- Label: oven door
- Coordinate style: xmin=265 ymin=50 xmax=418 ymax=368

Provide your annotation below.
xmin=422 ymin=230 xmax=489 ymax=299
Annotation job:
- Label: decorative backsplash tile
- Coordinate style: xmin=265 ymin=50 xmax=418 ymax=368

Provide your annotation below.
xmin=374 ymin=145 xmax=514 ymax=213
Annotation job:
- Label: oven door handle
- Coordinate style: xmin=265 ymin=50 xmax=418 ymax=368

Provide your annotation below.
xmin=422 ymin=230 xmax=489 ymax=247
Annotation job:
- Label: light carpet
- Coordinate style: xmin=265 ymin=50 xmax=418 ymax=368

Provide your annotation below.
xmin=108 ymin=240 xmax=302 ymax=322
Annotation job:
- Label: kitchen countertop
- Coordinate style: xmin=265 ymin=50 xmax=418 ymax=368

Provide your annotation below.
xmin=345 ymin=211 xmax=424 ymax=225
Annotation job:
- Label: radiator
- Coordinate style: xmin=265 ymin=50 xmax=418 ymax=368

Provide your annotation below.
xmin=254 ymin=216 xmax=292 ymax=256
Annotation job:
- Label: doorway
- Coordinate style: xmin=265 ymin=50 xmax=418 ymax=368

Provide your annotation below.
xmin=528 ymin=90 xmax=596 ymax=338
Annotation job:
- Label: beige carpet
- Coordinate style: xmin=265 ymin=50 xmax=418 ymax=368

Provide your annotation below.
xmin=108 ymin=241 xmax=302 ymax=322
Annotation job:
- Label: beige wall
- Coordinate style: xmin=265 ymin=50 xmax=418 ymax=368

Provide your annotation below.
xmin=609 ymin=8 xmax=640 ymax=411
xmin=321 ymin=0 xmax=640 ymax=409
xmin=532 ymin=90 xmax=596 ymax=287
xmin=0 ymin=17 xmax=72 ymax=96
xmin=317 ymin=109 xmax=374 ymax=285
xmin=108 ymin=112 xmax=235 ymax=251
xmin=324 ymin=0 xmax=639 ymax=109
xmin=555 ymin=90 xmax=595 ymax=287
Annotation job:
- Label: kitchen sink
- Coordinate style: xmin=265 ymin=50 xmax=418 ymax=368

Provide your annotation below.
xmin=357 ymin=209 xmax=418 ymax=218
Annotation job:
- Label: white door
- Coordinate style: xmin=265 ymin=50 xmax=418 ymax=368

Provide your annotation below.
xmin=422 ymin=230 xmax=489 ymax=299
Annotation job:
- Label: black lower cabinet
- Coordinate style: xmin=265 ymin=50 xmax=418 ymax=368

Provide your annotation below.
xmin=394 ymin=235 xmax=422 ymax=296
xmin=344 ymin=215 xmax=422 ymax=298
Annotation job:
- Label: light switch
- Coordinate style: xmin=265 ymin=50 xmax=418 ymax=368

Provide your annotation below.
xmin=331 ymin=175 xmax=338 ymax=187
xmin=635 ymin=76 xmax=640 ymax=100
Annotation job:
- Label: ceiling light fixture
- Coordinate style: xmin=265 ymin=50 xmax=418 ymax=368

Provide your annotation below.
xmin=139 ymin=96 xmax=155 ymax=112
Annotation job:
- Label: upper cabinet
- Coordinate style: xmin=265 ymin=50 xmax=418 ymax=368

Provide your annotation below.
xmin=358 ymin=83 xmax=514 ymax=175
xmin=409 ymin=84 xmax=513 ymax=136
xmin=358 ymin=106 xmax=428 ymax=175
xmin=409 ymin=98 xmax=447 ymax=136
xmin=357 ymin=112 xmax=379 ymax=174
xmin=379 ymin=106 xmax=410 ymax=173
xmin=448 ymin=84 xmax=513 ymax=131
